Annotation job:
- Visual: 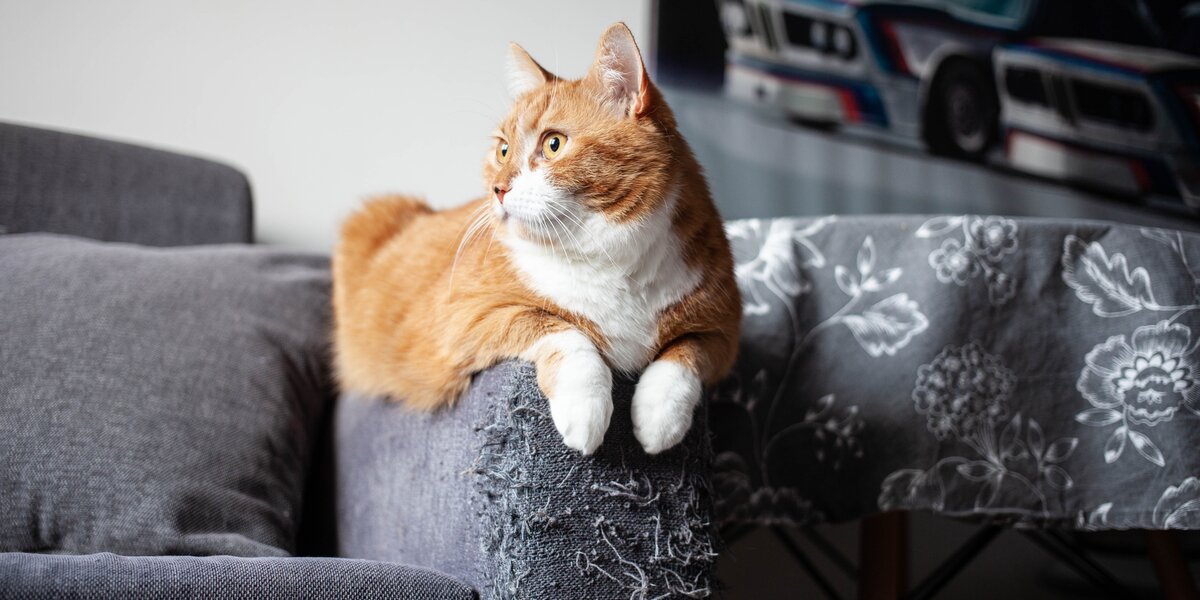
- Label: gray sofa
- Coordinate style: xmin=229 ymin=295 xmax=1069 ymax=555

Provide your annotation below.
xmin=0 ymin=122 xmax=717 ymax=599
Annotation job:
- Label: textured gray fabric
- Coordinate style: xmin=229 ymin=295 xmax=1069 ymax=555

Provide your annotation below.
xmin=0 ymin=552 xmax=477 ymax=600
xmin=0 ymin=234 xmax=332 ymax=556
xmin=713 ymin=215 xmax=1200 ymax=530
xmin=337 ymin=362 xmax=717 ymax=600
xmin=335 ymin=370 xmax=491 ymax=584
xmin=0 ymin=121 xmax=252 ymax=245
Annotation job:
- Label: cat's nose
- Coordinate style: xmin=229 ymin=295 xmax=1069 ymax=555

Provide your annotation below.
xmin=493 ymin=185 xmax=509 ymax=204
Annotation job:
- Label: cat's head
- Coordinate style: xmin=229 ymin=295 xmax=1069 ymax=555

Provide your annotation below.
xmin=483 ymin=23 xmax=678 ymax=247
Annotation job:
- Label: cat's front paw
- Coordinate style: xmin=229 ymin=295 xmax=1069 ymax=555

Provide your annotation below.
xmin=546 ymin=354 xmax=613 ymax=455
xmin=632 ymin=360 xmax=702 ymax=454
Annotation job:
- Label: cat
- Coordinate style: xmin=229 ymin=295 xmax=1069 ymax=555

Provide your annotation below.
xmin=332 ymin=23 xmax=740 ymax=455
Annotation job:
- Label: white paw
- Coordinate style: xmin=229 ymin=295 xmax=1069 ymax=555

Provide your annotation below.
xmin=632 ymin=360 xmax=702 ymax=454
xmin=547 ymin=351 xmax=613 ymax=455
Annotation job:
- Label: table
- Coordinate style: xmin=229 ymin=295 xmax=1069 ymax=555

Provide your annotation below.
xmin=711 ymin=215 xmax=1200 ymax=597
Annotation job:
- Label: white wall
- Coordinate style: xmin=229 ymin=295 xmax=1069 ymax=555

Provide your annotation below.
xmin=0 ymin=1 xmax=649 ymax=249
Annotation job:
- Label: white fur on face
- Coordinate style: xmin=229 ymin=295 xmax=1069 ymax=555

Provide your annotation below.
xmin=496 ymin=167 xmax=578 ymax=242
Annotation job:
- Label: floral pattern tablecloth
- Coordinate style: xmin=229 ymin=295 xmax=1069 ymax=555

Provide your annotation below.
xmin=710 ymin=215 xmax=1200 ymax=530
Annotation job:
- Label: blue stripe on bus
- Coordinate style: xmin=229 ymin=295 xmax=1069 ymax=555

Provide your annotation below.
xmin=853 ymin=10 xmax=904 ymax=76
xmin=731 ymin=54 xmax=890 ymax=127
xmin=783 ymin=0 xmax=853 ymax=10
xmin=1000 ymin=45 xmax=1145 ymax=80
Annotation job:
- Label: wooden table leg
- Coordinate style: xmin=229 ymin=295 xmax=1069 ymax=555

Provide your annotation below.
xmin=1146 ymin=530 xmax=1199 ymax=600
xmin=859 ymin=511 xmax=907 ymax=600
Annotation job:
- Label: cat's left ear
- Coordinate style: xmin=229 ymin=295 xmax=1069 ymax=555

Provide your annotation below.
xmin=506 ymin=43 xmax=553 ymax=99
xmin=586 ymin=23 xmax=652 ymax=118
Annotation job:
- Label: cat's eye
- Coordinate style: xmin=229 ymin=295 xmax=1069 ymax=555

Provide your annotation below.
xmin=497 ymin=142 xmax=509 ymax=163
xmin=542 ymin=133 xmax=566 ymax=158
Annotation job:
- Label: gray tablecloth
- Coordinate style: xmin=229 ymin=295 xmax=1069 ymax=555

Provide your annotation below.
xmin=711 ymin=215 xmax=1200 ymax=531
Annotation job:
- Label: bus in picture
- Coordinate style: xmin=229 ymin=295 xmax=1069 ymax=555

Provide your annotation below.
xmin=718 ymin=0 xmax=1200 ymax=206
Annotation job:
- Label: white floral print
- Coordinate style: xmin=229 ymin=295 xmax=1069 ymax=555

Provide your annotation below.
xmin=821 ymin=236 xmax=928 ymax=358
xmin=1075 ymin=320 xmax=1200 ymax=467
xmin=1078 ymin=320 xmax=1199 ymax=426
xmin=968 ymin=217 xmax=1019 ymax=262
xmin=726 ymin=217 xmax=833 ymax=316
xmin=1154 ymin=477 xmax=1200 ymax=529
xmin=918 ymin=215 xmax=1019 ymax=305
xmin=1062 ymin=235 xmax=1159 ymax=317
xmin=1062 ymin=233 xmax=1200 ymax=468
xmin=842 ymin=294 xmax=927 ymax=358
xmin=913 ymin=342 xmax=1015 ymax=441
xmin=1072 ymin=478 xmax=1200 ymax=530
xmin=930 ymin=238 xmax=979 ymax=284
xmin=880 ymin=343 xmax=1078 ymax=516
xmin=1073 ymin=502 xmax=1114 ymax=531
xmin=710 ymin=217 xmax=1200 ymax=531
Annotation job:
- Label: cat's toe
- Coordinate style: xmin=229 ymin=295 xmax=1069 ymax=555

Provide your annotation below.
xmin=632 ymin=360 xmax=702 ymax=454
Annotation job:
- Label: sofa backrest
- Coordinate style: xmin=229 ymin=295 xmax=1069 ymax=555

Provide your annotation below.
xmin=0 ymin=121 xmax=253 ymax=246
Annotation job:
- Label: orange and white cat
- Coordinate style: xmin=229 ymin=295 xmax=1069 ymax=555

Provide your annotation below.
xmin=332 ymin=23 xmax=740 ymax=455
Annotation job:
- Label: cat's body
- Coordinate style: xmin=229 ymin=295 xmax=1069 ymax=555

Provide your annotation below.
xmin=333 ymin=24 xmax=740 ymax=455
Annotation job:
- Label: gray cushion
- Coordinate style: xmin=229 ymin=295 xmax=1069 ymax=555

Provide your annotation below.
xmin=0 ymin=234 xmax=332 ymax=556
xmin=0 ymin=553 xmax=477 ymax=600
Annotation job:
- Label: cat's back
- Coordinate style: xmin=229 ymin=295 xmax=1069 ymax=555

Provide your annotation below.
xmin=334 ymin=196 xmax=488 ymax=302
xmin=332 ymin=196 xmax=497 ymax=399
xmin=333 ymin=196 xmax=494 ymax=345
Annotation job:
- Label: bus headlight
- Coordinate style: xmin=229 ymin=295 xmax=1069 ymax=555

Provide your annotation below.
xmin=833 ymin=26 xmax=855 ymax=59
xmin=810 ymin=20 xmax=829 ymax=50
xmin=721 ymin=1 xmax=752 ymax=37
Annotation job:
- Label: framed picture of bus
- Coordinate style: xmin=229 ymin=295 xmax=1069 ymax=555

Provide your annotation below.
xmin=674 ymin=0 xmax=1200 ymax=207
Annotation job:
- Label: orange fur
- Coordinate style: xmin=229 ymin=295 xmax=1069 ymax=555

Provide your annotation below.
xmin=332 ymin=24 xmax=740 ymax=434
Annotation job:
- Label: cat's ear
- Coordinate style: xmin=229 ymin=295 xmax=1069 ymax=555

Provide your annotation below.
xmin=586 ymin=22 xmax=652 ymax=118
xmin=506 ymin=43 xmax=552 ymax=99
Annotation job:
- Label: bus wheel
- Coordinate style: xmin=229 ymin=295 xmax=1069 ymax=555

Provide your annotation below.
xmin=924 ymin=60 xmax=998 ymax=160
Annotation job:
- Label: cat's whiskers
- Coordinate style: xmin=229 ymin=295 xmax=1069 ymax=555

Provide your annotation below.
xmin=542 ymin=210 xmax=575 ymax=259
xmin=541 ymin=206 xmax=587 ymax=259
xmin=448 ymin=204 xmax=493 ymax=295
xmin=545 ymin=213 xmax=596 ymax=274
xmin=482 ymin=217 xmax=500 ymax=264
xmin=542 ymin=198 xmax=623 ymax=274
xmin=537 ymin=215 xmax=561 ymax=258
xmin=451 ymin=205 xmax=487 ymax=263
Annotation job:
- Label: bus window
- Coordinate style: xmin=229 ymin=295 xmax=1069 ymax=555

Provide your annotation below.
xmin=1004 ymin=66 xmax=1050 ymax=107
xmin=1071 ymin=79 xmax=1155 ymax=131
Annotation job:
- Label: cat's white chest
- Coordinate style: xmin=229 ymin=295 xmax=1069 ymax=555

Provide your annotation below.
xmin=503 ymin=208 xmax=700 ymax=373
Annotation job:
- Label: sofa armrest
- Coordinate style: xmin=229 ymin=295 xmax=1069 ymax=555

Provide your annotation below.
xmin=0 ymin=121 xmax=252 ymax=245
xmin=335 ymin=361 xmax=717 ymax=599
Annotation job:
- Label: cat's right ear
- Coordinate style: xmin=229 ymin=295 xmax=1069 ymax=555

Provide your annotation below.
xmin=506 ymin=43 xmax=552 ymax=99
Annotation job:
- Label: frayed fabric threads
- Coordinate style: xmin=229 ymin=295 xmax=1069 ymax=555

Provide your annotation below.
xmin=475 ymin=363 xmax=717 ymax=599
